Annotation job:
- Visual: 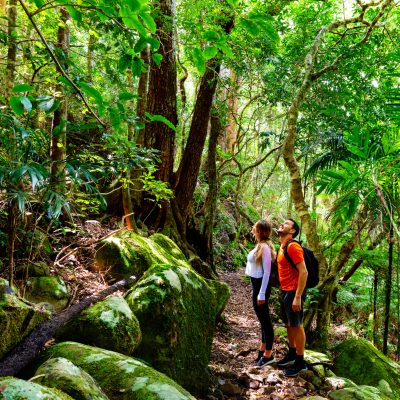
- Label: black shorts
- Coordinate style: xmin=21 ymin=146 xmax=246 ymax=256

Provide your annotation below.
xmin=280 ymin=290 xmax=306 ymax=327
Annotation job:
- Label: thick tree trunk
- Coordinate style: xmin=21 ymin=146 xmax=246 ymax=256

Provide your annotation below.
xmin=0 ymin=276 xmax=136 ymax=377
xmin=144 ymin=0 xmax=177 ymax=184
xmin=50 ymin=8 xmax=69 ymax=192
xmin=373 ymin=269 xmax=378 ymax=346
xmin=226 ymin=69 xmax=238 ymax=153
xmin=172 ymin=60 xmax=221 ymax=234
xmin=86 ymin=33 xmax=96 ymax=83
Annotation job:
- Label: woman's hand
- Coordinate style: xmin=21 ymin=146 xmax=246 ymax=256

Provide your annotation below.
xmin=257 ymin=299 xmax=265 ymax=306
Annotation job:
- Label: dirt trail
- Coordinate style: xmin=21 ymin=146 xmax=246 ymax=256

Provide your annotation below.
xmin=207 ymin=269 xmax=326 ymax=400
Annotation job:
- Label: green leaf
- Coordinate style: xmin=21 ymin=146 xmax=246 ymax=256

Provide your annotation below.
xmin=119 ymin=92 xmax=136 ymax=101
xmin=322 ymin=170 xmax=346 ymax=180
xmin=77 ymin=81 xmax=103 ymax=105
xmin=346 ymin=144 xmax=368 ymax=160
xmin=134 ymin=37 xmax=147 ymax=53
xmin=239 ymin=17 xmax=260 ymax=37
xmin=127 ymin=0 xmax=143 ymax=12
xmin=203 ymin=46 xmax=218 ymax=60
xmin=33 ymin=0 xmax=44 ymax=7
xmin=118 ymin=54 xmax=132 ymax=72
xmin=21 ymin=96 xmax=32 ymax=112
xmin=132 ymin=56 xmax=143 ymax=76
xmin=192 ymin=48 xmax=206 ymax=76
xmin=203 ymin=30 xmax=220 ymax=42
xmin=145 ymin=112 xmax=176 ymax=132
xmin=152 ymin=53 xmax=163 ymax=66
xmin=146 ymin=36 xmax=160 ymax=51
xmin=66 ymin=6 xmax=82 ymax=22
xmin=10 ymin=96 xmax=24 ymax=115
xmin=140 ymin=12 xmax=157 ymax=33
xmin=216 ymin=42 xmax=233 ymax=58
xmin=12 ymin=84 xmax=33 ymax=93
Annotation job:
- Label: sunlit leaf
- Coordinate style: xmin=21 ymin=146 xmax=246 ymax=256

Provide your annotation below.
xmin=140 ymin=12 xmax=156 ymax=33
xmin=203 ymin=46 xmax=218 ymax=60
xmin=145 ymin=112 xmax=176 ymax=131
xmin=21 ymin=96 xmax=32 ymax=112
xmin=152 ymin=53 xmax=163 ymax=66
xmin=192 ymin=47 xmax=206 ymax=75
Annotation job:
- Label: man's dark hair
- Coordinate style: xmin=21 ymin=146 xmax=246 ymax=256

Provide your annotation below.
xmin=288 ymin=218 xmax=300 ymax=238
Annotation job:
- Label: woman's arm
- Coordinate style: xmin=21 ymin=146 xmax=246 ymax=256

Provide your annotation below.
xmin=258 ymin=244 xmax=272 ymax=302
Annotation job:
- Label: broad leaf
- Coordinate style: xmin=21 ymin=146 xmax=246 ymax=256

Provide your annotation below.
xmin=192 ymin=48 xmax=206 ymax=76
xmin=152 ymin=53 xmax=163 ymax=66
xmin=203 ymin=46 xmax=218 ymax=60
xmin=127 ymin=0 xmax=143 ymax=12
xmin=118 ymin=54 xmax=132 ymax=72
xmin=119 ymin=92 xmax=136 ymax=101
xmin=145 ymin=112 xmax=176 ymax=131
xmin=33 ymin=0 xmax=44 ymax=7
xmin=37 ymin=96 xmax=55 ymax=111
xmin=10 ymin=96 xmax=24 ymax=115
xmin=140 ymin=12 xmax=156 ymax=33
xmin=203 ymin=30 xmax=220 ymax=42
xmin=12 ymin=84 xmax=33 ymax=93
xmin=21 ymin=96 xmax=32 ymax=112
xmin=77 ymin=81 xmax=103 ymax=106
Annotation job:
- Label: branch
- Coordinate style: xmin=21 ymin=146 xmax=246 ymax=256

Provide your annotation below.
xmin=0 ymin=275 xmax=136 ymax=377
xmin=18 ymin=0 xmax=107 ymax=127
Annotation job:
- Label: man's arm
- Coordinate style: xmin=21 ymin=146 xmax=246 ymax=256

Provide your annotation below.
xmin=292 ymin=261 xmax=307 ymax=312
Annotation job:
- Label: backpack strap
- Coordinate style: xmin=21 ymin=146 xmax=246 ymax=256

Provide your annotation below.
xmin=282 ymin=239 xmax=301 ymax=271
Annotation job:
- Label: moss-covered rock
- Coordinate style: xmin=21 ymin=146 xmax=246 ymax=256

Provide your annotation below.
xmin=0 ymin=377 xmax=74 ymax=400
xmin=0 ymin=279 xmax=50 ymax=360
xmin=16 ymin=261 xmax=50 ymax=278
xmin=25 ymin=276 xmax=69 ymax=312
xmin=34 ymin=357 xmax=109 ymax=400
xmin=328 ymin=385 xmax=391 ymax=400
xmin=56 ymin=295 xmax=141 ymax=355
xmin=95 ymin=231 xmax=189 ymax=280
xmin=125 ymin=263 xmax=230 ymax=396
xmin=38 ymin=342 xmax=196 ymax=400
xmin=333 ymin=338 xmax=400 ymax=397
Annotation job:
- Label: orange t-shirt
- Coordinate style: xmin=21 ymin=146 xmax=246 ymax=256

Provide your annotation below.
xmin=277 ymin=240 xmax=304 ymax=291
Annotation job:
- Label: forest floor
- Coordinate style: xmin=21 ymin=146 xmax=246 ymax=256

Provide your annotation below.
xmin=206 ymin=268 xmax=328 ymax=400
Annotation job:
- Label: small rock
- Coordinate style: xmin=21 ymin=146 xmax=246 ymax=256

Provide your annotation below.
xmin=259 ymin=385 xmax=275 ymax=395
xmin=265 ymin=372 xmax=282 ymax=385
xmin=249 ymin=380 xmax=260 ymax=389
xmin=248 ymin=373 xmax=264 ymax=382
xmin=219 ymin=380 xmax=242 ymax=396
xmin=291 ymin=386 xmax=307 ymax=397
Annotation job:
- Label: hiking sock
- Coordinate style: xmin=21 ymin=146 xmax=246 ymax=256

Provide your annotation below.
xmin=288 ymin=347 xmax=296 ymax=357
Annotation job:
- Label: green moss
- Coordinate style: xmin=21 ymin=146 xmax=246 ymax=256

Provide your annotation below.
xmin=95 ymin=231 xmax=189 ymax=280
xmin=0 ymin=282 xmax=49 ymax=360
xmin=34 ymin=357 xmax=109 ymax=400
xmin=328 ymin=386 xmax=391 ymax=400
xmin=0 ymin=377 xmax=74 ymax=400
xmin=38 ymin=342 xmax=196 ymax=400
xmin=125 ymin=264 xmax=230 ymax=396
xmin=25 ymin=276 xmax=69 ymax=312
xmin=333 ymin=338 xmax=400 ymax=397
xmin=56 ymin=295 xmax=141 ymax=356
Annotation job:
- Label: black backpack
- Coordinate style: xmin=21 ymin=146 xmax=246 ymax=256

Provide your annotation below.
xmin=282 ymin=239 xmax=319 ymax=288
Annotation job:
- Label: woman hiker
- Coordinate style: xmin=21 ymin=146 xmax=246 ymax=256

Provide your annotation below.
xmin=245 ymin=219 xmax=276 ymax=367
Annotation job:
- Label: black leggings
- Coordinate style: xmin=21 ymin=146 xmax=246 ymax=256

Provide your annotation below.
xmin=251 ymin=277 xmax=274 ymax=350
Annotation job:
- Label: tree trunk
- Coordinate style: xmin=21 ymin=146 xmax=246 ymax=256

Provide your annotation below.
xmin=86 ymin=33 xmax=96 ymax=83
xmin=373 ymin=269 xmax=378 ymax=346
xmin=172 ymin=60 xmax=221 ymax=235
xmin=226 ymin=69 xmax=238 ymax=153
xmin=383 ymin=225 xmax=394 ymax=355
xmin=7 ymin=199 xmax=17 ymax=286
xmin=50 ymin=8 xmax=69 ymax=192
xmin=144 ymin=0 xmax=177 ymax=184
xmin=4 ymin=0 xmax=17 ymax=103
xmin=201 ymin=109 xmax=223 ymax=267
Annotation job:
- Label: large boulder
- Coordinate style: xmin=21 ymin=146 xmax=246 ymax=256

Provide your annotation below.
xmin=25 ymin=276 xmax=69 ymax=312
xmin=56 ymin=295 xmax=141 ymax=355
xmin=333 ymin=337 xmax=400 ymax=397
xmin=38 ymin=342 xmax=196 ymax=400
xmin=95 ymin=231 xmax=188 ymax=280
xmin=0 ymin=377 xmax=73 ymax=399
xmin=0 ymin=278 xmax=49 ymax=360
xmin=34 ymin=357 xmax=109 ymax=400
xmin=124 ymin=263 xmax=230 ymax=396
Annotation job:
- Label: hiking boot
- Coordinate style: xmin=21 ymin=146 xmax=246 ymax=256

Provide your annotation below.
xmin=284 ymin=361 xmax=307 ymax=377
xmin=255 ymin=355 xmax=276 ymax=367
xmin=276 ymin=353 xmax=296 ymax=367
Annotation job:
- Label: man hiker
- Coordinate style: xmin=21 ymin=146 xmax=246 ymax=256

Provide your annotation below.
xmin=276 ymin=218 xmax=308 ymax=377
